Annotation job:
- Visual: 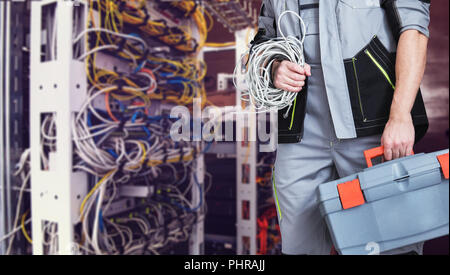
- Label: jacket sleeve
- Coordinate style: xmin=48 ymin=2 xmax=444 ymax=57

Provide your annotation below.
xmin=395 ymin=0 xmax=431 ymax=37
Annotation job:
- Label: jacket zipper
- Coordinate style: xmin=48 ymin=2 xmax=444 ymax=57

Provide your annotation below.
xmin=289 ymin=97 xmax=297 ymax=130
xmin=352 ymin=57 xmax=367 ymax=122
xmin=365 ymin=49 xmax=396 ymax=90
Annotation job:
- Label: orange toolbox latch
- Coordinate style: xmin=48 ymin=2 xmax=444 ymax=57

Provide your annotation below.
xmin=338 ymin=179 xmax=365 ymax=210
xmin=437 ymin=153 xmax=449 ymax=179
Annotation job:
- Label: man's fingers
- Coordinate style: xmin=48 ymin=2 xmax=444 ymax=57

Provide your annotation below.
xmin=399 ymin=143 xmax=409 ymax=158
xmin=285 ymin=62 xmax=305 ymax=75
xmin=279 ymin=76 xmax=303 ymax=89
xmin=304 ymin=63 xmax=312 ymax=77
xmin=384 ymin=148 xmax=393 ymax=161
xmin=283 ymin=61 xmax=312 ymax=77
xmin=277 ymin=65 xmax=306 ymax=81
xmin=406 ymin=145 xmax=414 ymax=156
xmin=287 ymin=73 xmax=306 ymax=82
xmin=280 ymin=77 xmax=303 ymax=88
xmin=279 ymin=83 xmax=302 ymax=93
xmin=383 ymin=141 xmax=393 ymax=161
xmin=382 ymin=139 xmax=414 ymax=161
xmin=392 ymin=146 xmax=401 ymax=160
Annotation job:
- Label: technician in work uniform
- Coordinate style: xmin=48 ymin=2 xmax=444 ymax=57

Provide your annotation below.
xmin=252 ymin=0 xmax=431 ymax=255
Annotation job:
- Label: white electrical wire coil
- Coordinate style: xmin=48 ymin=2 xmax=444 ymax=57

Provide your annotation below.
xmin=237 ymin=10 xmax=307 ymax=113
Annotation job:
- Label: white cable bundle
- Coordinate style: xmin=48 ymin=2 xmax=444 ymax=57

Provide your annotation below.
xmin=238 ymin=11 xmax=307 ymax=112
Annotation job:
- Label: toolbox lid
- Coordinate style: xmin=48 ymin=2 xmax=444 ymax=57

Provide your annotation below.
xmin=318 ymin=149 xmax=449 ymax=215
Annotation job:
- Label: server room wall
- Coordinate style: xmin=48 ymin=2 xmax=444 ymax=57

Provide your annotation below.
xmin=204 ymin=15 xmax=241 ymax=106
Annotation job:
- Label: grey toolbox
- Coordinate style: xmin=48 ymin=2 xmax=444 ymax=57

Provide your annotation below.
xmin=318 ymin=146 xmax=449 ymax=255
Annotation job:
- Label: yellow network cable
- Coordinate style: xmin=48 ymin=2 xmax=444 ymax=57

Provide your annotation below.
xmin=147 ymin=151 xmax=195 ymax=167
xmin=84 ymin=0 xmax=210 ymax=109
xmin=127 ymin=142 xmax=147 ymax=170
xmin=79 ymin=169 xmax=117 ymax=218
xmin=21 ymin=210 xmax=32 ymax=244
xmin=204 ymin=42 xmax=236 ymax=48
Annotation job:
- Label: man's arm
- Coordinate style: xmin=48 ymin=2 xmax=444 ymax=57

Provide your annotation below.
xmin=381 ymin=29 xmax=429 ymax=160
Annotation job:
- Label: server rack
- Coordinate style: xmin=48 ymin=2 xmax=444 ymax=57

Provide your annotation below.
xmin=28 ymin=0 xmax=205 ymax=255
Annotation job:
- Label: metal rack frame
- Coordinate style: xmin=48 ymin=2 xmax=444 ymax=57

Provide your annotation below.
xmin=30 ymin=0 xmax=89 ymax=255
xmin=234 ymin=28 xmax=258 ymax=255
xmin=0 ymin=0 xmax=8 ymax=254
xmin=204 ymin=0 xmax=257 ymax=32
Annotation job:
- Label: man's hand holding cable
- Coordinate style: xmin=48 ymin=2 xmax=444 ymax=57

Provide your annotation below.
xmin=272 ymin=60 xmax=311 ymax=92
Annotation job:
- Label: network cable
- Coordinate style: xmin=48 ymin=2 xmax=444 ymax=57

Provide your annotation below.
xmin=236 ymin=11 xmax=307 ymax=113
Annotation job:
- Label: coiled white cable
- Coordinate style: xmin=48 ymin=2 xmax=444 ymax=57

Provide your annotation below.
xmin=237 ymin=10 xmax=307 ymax=113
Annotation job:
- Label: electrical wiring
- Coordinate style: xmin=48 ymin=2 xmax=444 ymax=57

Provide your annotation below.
xmin=21 ymin=211 xmax=32 ymax=244
xmin=70 ymin=86 xmax=205 ymax=255
xmin=111 ymin=0 xmax=200 ymax=53
xmin=3 ymin=0 xmax=231 ymax=256
xmin=0 ymin=218 xmax=31 ymax=244
xmin=0 ymin=148 xmax=32 ymax=254
xmin=6 ymin=155 xmax=31 ymax=254
xmin=4 ymin=0 xmax=212 ymax=255
xmin=36 ymin=87 xmax=205 ymax=255
xmin=236 ymin=10 xmax=307 ymax=113
xmin=79 ymin=3 xmax=207 ymax=106
xmin=80 ymin=170 xmax=117 ymax=219
xmin=99 ymin=197 xmax=197 ymax=255
xmin=47 ymin=222 xmax=58 ymax=255
xmin=166 ymin=0 xmax=211 ymax=51
xmin=92 ymin=183 xmax=107 ymax=254
xmin=73 ymin=27 xmax=149 ymax=52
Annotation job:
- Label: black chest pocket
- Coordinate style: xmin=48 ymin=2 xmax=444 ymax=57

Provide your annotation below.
xmin=343 ymin=36 xmax=429 ymax=140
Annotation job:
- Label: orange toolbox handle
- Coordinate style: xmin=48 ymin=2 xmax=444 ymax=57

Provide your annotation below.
xmin=364 ymin=146 xmax=415 ymax=168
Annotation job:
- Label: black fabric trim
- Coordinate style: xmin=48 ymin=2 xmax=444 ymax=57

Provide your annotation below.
xmin=277 ymin=80 xmax=308 ymax=144
xmin=260 ymin=4 xmax=266 ymax=16
xmin=278 ymin=135 xmax=302 ymax=144
xmin=248 ymin=28 xmax=272 ymax=66
xmin=380 ymin=0 xmax=403 ymax=41
xmin=299 ymin=3 xmax=319 ymax=10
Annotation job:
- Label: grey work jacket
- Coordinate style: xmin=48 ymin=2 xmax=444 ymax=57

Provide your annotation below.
xmin=257 ymin=0 xmax=431 ymax=141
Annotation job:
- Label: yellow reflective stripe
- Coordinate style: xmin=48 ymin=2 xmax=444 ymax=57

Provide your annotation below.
xmin=352 ymin=57 xmax=366 ymax=121
xmin=272 ymin=175 xmax=282 ymax=220
xmin=364 ymin=50 xmax=396 ymax=90
xmin=289 ymin=97 xmax=298 ymax=131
